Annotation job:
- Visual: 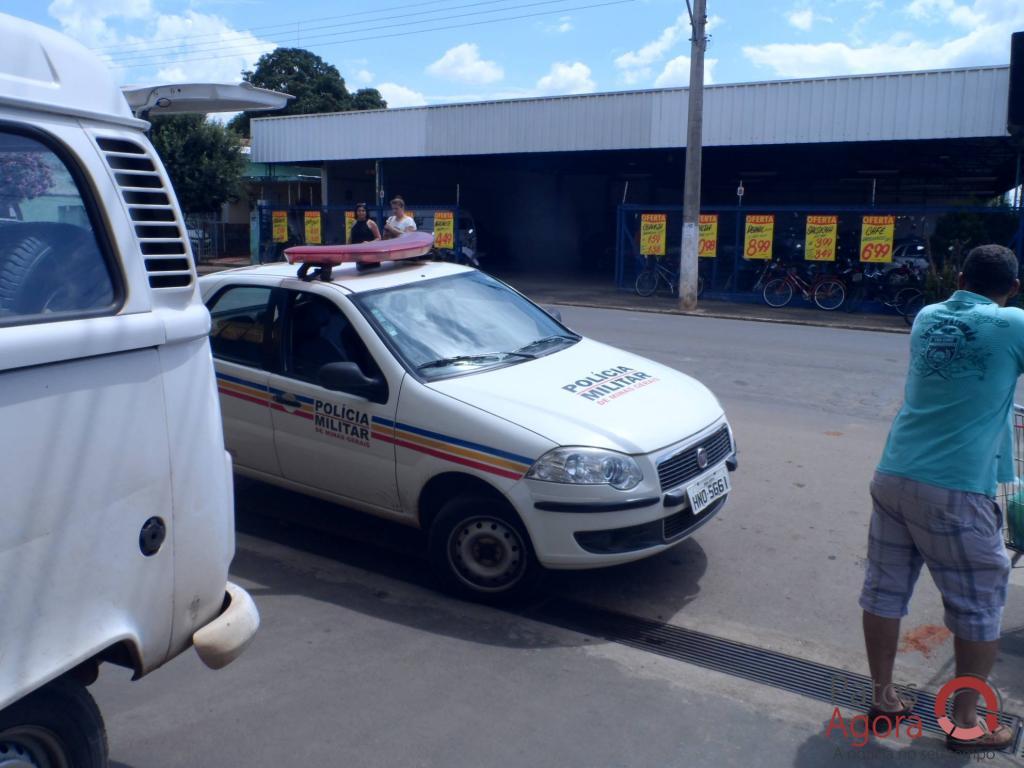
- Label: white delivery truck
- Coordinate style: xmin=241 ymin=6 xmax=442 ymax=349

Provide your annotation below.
xmin=0 ymin=14 xmax=285 ymax=765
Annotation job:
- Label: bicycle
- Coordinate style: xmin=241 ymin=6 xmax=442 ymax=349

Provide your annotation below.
xmin=762 ymin=262 xmax=846 ymax=310
xmin=634 ymin=256 xmax=704 ymax=298
xmin=842 ymin=260 xmax=925 ymax=325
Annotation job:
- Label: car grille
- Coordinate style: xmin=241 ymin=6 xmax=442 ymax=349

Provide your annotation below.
xmin=657 ymin=426 xmax=732 ymax=492
xmin=663 ymin=509 xmax=690 ymax=540
xmin=662 ymin=496 xmax=725 ymax=541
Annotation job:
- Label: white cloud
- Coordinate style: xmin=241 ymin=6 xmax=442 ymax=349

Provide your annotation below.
xmin=48 ymin=0 xmax=153 ymax=47
xmin=543 ymin=15 xmax=573 ymax=33
xmin=615 ymin=14 xmax=686 ymax=71
xmin=535 ymin=61 xmax=595 ymax=95
xmin=377 ymin=82 xmax=427 ymax=107
xmin=906 ymin=0 xmax=983 ymax=27
xmin=787 ymin=8 xmax=815 ymax=30
xmin=354 ymin=69 xmax=374 ymax=85
xmin=48 ymin=1 xmax=276 ymax=85
xmin=653 ymin=56 xmax=718 ymax=87
xmin=744 ymin=0 xmax=1024 ymax=78
xmin=426 ymin=43 xmax=504 ymax=84
xmin=615 ymin=13 xmax=723 ymax=85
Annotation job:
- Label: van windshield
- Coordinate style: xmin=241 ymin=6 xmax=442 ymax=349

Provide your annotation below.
xmin=353 ymin=271 xmax=577 ymax=380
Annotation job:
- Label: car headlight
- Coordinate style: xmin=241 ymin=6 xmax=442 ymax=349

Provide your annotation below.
xmin=527 ymin=447 xmax=643 ymax=491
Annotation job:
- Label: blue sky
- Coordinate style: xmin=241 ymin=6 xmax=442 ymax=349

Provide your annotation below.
xmin=8 ymin=0 xmax=1023 ymax=107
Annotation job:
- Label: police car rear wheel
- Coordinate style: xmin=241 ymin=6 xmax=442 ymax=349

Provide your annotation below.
xmin=429 ymin=497 xmax=539 ymax=600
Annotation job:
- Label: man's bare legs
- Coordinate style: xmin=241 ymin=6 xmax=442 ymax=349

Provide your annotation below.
xmin=950 ymin=637 xmax=1003 ymax=724
xmin=863 ymin=610 xmax=907 ymax=710
xmin=864 ymin=612 xmax=1011 ymax=747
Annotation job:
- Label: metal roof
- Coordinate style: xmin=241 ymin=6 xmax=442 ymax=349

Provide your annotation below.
xmin=252 ymin=66 xmax=1011 ymax=164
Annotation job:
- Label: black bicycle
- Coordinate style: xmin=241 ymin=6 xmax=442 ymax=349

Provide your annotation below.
xmin=842 ymin=260 xmax=925 ymax=325
xmin=634 ymin=256 xmax=705 ymax=298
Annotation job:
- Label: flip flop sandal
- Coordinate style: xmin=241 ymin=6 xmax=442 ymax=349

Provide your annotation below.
xmin=946 ymin=722 xmax=1015 ymax=753
xmin=867 ymin=696 xmax=916 ymax=729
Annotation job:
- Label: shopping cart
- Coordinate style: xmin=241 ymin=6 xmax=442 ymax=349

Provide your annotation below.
xmin=998 ymin=405 xmax=1024 ymax=564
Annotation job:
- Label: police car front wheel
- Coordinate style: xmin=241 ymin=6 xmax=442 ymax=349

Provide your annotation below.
xmin=429 ymin=497 xmax=540 ymax=600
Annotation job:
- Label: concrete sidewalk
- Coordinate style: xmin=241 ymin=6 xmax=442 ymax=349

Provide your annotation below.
xmin=501 ymin=273 xmax=911 ymax=334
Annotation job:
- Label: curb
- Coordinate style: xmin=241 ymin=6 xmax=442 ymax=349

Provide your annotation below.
xmin=542 ymin=299 xmax=911 ymax=334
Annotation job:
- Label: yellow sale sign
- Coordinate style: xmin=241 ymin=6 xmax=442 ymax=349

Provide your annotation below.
xmin=304 ymin=211 xmax=322 ymax=245
xmin=744 ymin=214 xmax=774 ymax=260
xmin=860 ymin=215 xmax=895 ymax=263
xmin=272 ymin=210 xmax=288 ymax=243
xmin=344 ymin=211 xmax=355 ymax=243
xmin=640 ymin=213 xmax=667 ymax=256
xmin=698 ymin=214 xmax=718 ymax=258
xmin=805 ymin=215 xmax=837 ymax=262
xmin=433 ymin=211 xmax=455 ymax=249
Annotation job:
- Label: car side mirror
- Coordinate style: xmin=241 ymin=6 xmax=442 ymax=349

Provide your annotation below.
xmin=546 ymin=307 xmax=562 ymax=323
xmin=318 ymin=362 xmax=388 ymax=404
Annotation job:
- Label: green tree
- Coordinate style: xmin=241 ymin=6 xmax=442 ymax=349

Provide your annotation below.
xmin=149 ymin=114 xmax=246 ymax=214
xmin=228 ymin=48 xmax=387 ymax=137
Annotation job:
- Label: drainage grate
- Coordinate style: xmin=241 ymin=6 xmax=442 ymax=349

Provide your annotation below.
xmin=528 ymin=598 xmax=1022 ymax=752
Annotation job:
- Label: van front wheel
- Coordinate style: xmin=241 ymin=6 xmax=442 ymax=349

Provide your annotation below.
xmin=429 ymin=496 xmax=541 ymax=602
xmin=0 ymin=678 xmax=107 ymax=768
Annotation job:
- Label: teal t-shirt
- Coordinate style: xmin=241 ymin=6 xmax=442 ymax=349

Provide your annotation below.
xmin=878 ymin=290 xmax=1024 ymax=497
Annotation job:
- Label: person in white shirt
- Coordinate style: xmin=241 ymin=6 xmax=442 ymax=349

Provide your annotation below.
xmin=384 ymin=196 xmax=417 ymax=239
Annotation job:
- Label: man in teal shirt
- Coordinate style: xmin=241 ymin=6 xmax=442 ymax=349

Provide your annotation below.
xmin=860 ymin=244 xmax=1018 ymax=753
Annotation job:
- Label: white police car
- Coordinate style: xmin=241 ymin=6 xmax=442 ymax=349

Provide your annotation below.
xmin=200 ymin=255 xmax=735 ymax=598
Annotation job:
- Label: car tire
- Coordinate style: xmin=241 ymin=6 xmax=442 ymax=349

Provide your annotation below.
xmin=0 ymin=677 xmax=108 ymax=768
xmin=428 ymin=495 xmax=541 ymax=603
xmin=0 ymin=228 xmax=110 ymax=315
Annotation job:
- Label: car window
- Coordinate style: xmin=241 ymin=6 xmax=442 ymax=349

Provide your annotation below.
xmin=284 ymin=291 xmax=381 ymax=384
xmin=0 ymin=129 xmax=118 ymax=325
xmin=208 ymin=285 xmax=274 ymax=368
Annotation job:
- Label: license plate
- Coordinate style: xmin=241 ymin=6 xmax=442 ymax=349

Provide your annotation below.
xmin=686 ymin=465 xmax=730 ymax=516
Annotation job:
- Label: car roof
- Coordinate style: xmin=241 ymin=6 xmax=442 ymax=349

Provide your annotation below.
xmin=201 ymin=258 xmax=476 ymax=295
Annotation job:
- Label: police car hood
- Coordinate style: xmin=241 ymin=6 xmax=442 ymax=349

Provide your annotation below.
xmin=427 ymin=338 xmax=724 ymax=454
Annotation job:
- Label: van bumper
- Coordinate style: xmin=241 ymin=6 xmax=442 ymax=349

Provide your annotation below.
xmin=192 ymin=582 xmax=259 ymax=670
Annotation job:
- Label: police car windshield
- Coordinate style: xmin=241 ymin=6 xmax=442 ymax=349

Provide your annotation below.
xmin=354 ymin=272 xmax=576 ymax=380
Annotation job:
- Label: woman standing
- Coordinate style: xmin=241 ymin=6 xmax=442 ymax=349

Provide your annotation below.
xmin=349 ymin=202 xmax=381 ymax=244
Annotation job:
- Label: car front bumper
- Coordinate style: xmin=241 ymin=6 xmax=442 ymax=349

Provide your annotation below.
xmin=511 ymin=440 xmax=737 ymax=570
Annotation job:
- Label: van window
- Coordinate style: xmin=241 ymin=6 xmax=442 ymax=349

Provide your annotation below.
xmin=208 ymin=285 xmax=274 ymax=368
xmin=0 ymin=130 xmax=117 ymax=324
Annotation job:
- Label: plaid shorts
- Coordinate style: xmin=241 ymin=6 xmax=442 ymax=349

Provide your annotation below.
xmin=859 ymin=471 xmax=1011 ymax=642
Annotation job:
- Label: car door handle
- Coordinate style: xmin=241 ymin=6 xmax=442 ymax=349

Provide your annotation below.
xmin=273 ymin=393 xmax=302 ymax=408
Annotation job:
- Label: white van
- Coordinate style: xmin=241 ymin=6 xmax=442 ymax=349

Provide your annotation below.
xmin=0 ymin=14 xmax=278 ymax=765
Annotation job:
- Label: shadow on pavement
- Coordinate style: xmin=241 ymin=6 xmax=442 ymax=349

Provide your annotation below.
xmin=232 ymin=477 xmax=708 ymax=647
xmin=793 ymin=724 xmax=985 ymax=768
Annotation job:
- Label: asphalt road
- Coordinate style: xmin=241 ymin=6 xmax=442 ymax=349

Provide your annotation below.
xmin=92 ymin=308 xmax=1024 ymax=767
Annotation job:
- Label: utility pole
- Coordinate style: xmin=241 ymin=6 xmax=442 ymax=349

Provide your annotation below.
xmin=678 ymin=0 xmax=708 ymax=311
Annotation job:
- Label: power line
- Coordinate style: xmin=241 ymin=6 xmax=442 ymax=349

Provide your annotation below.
xmin=93 ymin=2 xmax=424 ymax=51
xmin=106 ymin=0 xmax=586 ymax=67
xmin=108 ymin=0 xmax=615 ymax=69
xmin=98 ymin=0 xmax=512 ymax=58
